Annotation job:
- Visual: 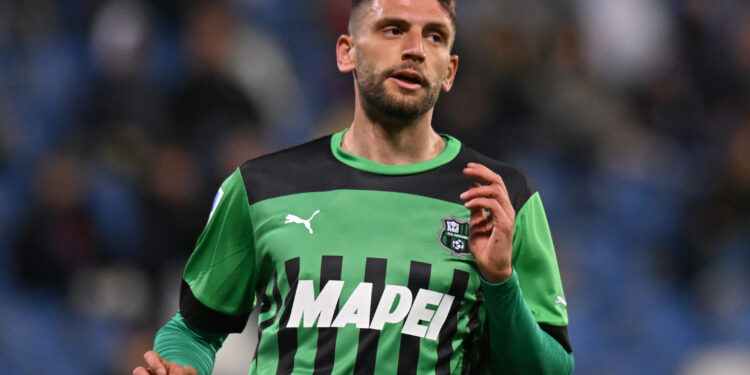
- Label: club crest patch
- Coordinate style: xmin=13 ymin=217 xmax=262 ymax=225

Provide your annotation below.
xmin=438 ymin=217 xmax=471 ymax=256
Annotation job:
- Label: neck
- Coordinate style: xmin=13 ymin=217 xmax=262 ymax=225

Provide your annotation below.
xmin=342 ymin=105 xmax=445 ymax=165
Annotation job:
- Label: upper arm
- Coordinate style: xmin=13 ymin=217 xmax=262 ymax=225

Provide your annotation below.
xmin=180 ymin=168 xmax=258 ymax=333
xmin=511 ymin=180 xmax=572 ymax=353
xmin=512 ymin=191 xmax=568 ymax=328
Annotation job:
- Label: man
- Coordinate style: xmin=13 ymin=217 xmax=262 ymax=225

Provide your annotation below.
xmin=134 ymin=0 xmax=574 ymax=374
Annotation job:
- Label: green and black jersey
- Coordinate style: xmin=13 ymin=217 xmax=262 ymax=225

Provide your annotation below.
xmin=159 ymin=129 xmax=572 ymax=374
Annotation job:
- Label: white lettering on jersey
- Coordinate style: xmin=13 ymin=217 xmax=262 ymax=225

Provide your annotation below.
xmin=402 ymin=289 xmax=443 ymax=338
xmin=425 ymin=293 xmax=454 ymax=340
xmin=286 ymin=280 xmax=455 ymax=340
xmin=284 ymin=210 xmax=320 ymax=234
xmin=331 ymin=282 xmax=372 ymax=328
xmin=287 ymin=280 xmax=344 ymax=328
xmin=370 ymin=285 xmax=412 ymax=330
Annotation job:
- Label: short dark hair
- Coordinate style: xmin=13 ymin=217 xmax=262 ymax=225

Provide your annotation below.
xmin=348 ymin=0 xmax=456 ymax=35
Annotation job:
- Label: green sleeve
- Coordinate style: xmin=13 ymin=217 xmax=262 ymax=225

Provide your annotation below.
xmin=154 ymin=311 xmax=228 ymax=375
xmin=478 ymin=191 xmax=573 ymax=374
xmin=511 ymin=192 xmax=568 ymax=326
xmin=481 ymin=272 xmax=573 ymax=374
xmin=183 ymin=168 xmax=258 ymax=317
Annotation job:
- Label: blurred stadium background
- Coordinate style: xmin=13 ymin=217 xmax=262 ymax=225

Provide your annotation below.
xmin=0 ymin=0 xmax=749 ymax=374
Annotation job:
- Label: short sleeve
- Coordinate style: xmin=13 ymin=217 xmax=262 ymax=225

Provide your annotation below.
xmin=180 ymin=168 xmax=258 ymax=333
xmin=511 ymin=192 xmax=568 ymax=326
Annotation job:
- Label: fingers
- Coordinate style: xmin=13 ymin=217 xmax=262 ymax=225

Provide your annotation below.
xmin=144 ymin=351 xmax=167 ymax=375
xmin=463 ymin=197 xmax=506 ymax=225
xmin=462 ymin=163 xmax=508 ymax=193
xmin=460 ymin=185 xmax=498 ymax=201
xmin=462 ymin=163 xmax=510 ymax=203
xmin=462 ymin=185 xmax=515 ymax=220
xmin=459 ymin=183 xmax=506 ymax=205
xmin=133 ymin=367 xmax=152 ymax=375
xmin=461 ymin=164 xmax=515 ymax=220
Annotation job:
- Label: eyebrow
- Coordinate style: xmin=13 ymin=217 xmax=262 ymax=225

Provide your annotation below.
xmin=373 ymin=17 xmax=409 ymax=30
xmin=373 ymin=16 xmax=452 ymax=37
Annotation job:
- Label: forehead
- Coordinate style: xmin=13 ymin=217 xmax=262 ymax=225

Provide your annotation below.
xmin=362 ymin=0 xmax=452 ymax=28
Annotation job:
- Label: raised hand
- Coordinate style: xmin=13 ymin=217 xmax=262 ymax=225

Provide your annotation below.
xmin=460 ymin=163 xmax=515 ymax=283
xmin=133 ymin=350 xmax=198 ymax=375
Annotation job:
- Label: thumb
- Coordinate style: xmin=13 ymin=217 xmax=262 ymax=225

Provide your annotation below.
xmin=469 ymin=206 xmax=484 ymax=226
xmin=144 ymin=351 xmax=168 ymax=375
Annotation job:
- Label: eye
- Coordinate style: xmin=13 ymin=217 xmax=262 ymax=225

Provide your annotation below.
xmin=428 ymin=34 xmax=442 ymax=43
xmin=384 ymin=27 xmax=402 ymax=36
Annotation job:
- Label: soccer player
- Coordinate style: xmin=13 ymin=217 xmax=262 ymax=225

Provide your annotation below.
xmin=134 ymin=0 xmax=574 ymax=374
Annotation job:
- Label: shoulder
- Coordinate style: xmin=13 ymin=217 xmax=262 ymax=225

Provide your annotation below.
xmin=454 ymin=142 xmax=537 ymax=213
xmin=239 ymin=135 xmax=335 ymax=174
xmin=235 ymin=135 xmax=340 ymax=204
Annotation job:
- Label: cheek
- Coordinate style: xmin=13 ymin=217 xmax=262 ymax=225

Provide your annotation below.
xmin=356 ymin=50 xmax=388 ymax=76
xmin=431 ymin=62 xmax=450 ymax=85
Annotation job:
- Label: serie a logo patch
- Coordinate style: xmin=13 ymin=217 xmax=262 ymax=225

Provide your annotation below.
xmin=438 ymin=217 xmax=471 ymax=256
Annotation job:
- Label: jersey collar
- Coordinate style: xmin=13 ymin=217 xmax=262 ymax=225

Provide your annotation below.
xmin=330 ymin=128 xmax=462 ymax=175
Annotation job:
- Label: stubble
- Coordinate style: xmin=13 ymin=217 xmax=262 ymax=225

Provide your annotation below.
xmin=355 ymin=52 xmax=443 ymax=125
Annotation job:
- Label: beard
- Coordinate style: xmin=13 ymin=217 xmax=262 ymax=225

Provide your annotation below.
xmin=355 ymin=56 xmax=443 ymax=124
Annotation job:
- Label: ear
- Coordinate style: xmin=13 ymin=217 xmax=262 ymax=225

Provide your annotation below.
xmin=337 ymin=34 xmax=356 ymax=73
xmin=441 ymin=54 xmax=459 ymax=92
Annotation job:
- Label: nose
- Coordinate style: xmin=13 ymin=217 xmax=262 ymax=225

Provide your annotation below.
xmin=402 ymin=31 xmax=425 ymax=62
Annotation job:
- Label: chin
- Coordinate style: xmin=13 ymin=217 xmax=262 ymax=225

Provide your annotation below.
xmin=358 ymin=79 xmax=439 ymax=123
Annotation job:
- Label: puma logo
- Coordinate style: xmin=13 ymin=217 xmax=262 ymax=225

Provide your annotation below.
xmin=284 ymin=210 xmax=320 ymax=234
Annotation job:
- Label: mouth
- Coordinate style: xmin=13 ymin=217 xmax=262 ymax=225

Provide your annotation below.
xmin=390 ymin=69 xmax=424 ymax=88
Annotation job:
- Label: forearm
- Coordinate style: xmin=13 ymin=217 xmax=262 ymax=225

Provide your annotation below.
xmin=482 ymin=271 xmax=574 ymax=375
xmin=154 ymin=311 xmax=228 ymax=375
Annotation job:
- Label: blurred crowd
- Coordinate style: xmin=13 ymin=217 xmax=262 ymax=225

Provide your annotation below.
xmin=0 ymin=0 xmax=748 ymax=374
